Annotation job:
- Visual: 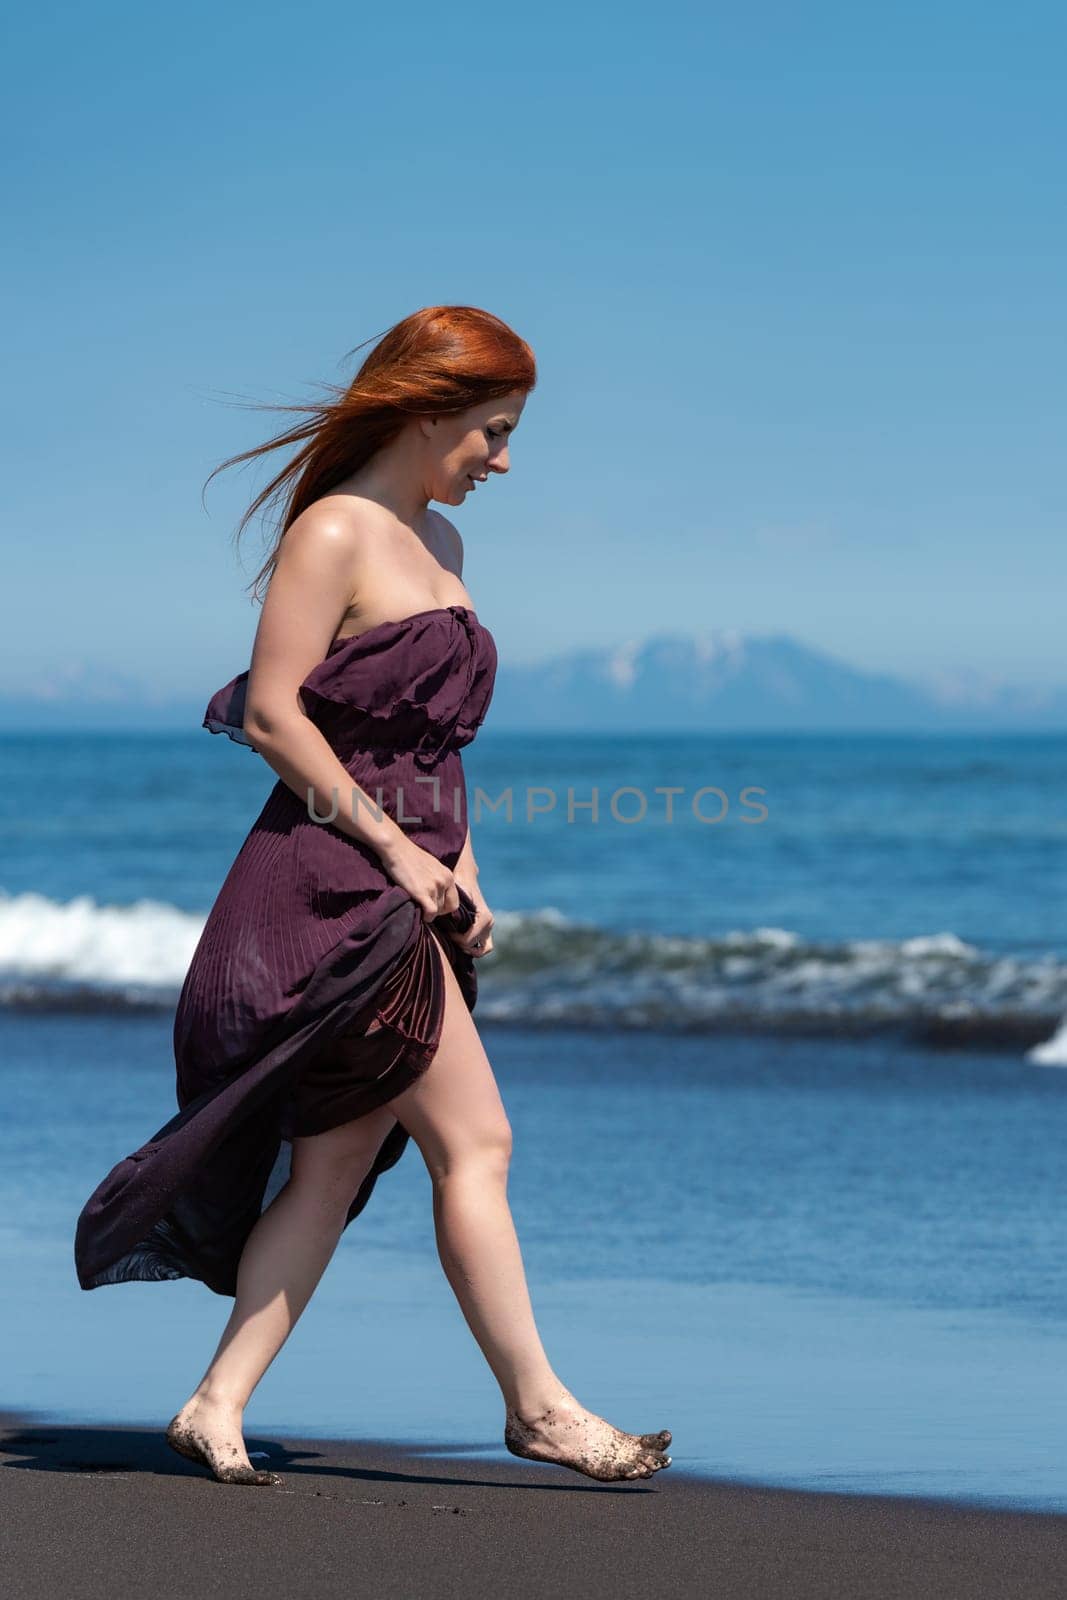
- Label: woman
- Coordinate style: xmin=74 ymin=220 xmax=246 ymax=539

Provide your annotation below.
xmin=74 ymin=305 xmax=672 ymax=1487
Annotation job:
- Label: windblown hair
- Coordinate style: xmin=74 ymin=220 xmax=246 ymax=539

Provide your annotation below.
xmin=203 ymin=305 xmax=537 ymax=603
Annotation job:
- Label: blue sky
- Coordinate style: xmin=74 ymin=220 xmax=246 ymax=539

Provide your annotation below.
xmin=4 ymin=0 xmax=1064 ymax=699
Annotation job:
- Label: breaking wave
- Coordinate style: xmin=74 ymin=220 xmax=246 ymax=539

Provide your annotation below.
xmin=1 ymin=889 xmax=1064 ymax=1059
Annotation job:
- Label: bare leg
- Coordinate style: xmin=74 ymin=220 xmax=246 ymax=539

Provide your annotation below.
xmin=166 ymin=1102 xmax=396 ymax=1486
xmin=385 ymin=931 xmax=672 ymax=1483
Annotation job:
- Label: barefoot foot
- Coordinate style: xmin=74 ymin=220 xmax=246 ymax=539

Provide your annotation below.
xmin=165 ymin=1397 xmax=283 ymax=1487
xmin=505 ymin=1389 xmax=672 ymax=1483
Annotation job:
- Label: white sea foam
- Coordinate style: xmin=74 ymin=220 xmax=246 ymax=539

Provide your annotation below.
xmin=1027 ymin=1015 xmax=1067 ymax=1067
xmin=0 ymin=888 xmax=203 ymax=1002
xmin=1 ymin=888 xmax=1064 ymax=1056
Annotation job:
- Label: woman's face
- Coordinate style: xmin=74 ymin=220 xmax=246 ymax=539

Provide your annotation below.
xmin=426 ymin=390 xmax=527 ymax=506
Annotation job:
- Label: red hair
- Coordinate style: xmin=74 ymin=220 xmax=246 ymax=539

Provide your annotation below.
xmin=203 ymin=304 xmax=537 ymax=602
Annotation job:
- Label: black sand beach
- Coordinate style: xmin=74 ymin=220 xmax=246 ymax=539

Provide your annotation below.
xmin=3 ymin=1410 xmax=1066 ymax=1599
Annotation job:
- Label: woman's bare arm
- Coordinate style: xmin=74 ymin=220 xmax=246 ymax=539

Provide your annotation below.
xmin=241 ymin=510 xmax=408 ymax=867
xmin=454 ymin=823 xmax=479 ymax=882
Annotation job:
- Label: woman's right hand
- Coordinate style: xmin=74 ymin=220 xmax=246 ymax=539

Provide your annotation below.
xmin=378 ymin=835 xmax=460 ymax=923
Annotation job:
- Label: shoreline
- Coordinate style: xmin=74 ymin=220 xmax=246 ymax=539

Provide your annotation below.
xmin=4 ymin=1409 xmax=1067 ymax=1599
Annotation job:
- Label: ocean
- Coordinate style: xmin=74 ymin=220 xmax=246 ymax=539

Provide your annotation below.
xmin=2 ymin=729 xmax=1066 ymax=1509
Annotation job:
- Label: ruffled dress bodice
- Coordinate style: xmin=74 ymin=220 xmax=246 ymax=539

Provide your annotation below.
xmin=204 ymin=605 xmax=496 ymax=771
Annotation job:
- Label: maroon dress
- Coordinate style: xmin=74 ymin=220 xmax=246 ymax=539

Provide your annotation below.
xmin=74 ymin=604 xmax=497 ymax=1297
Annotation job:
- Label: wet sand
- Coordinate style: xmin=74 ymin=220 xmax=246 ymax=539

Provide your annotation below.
xmin=3 ymin=1411 xmax=1066 ymax=1599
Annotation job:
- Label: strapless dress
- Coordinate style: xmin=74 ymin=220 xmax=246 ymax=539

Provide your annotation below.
xmin=74 ymin=605 xmax=497 ymax=1296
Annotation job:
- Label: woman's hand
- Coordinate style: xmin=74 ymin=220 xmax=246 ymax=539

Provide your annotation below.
xmin=447 ymin=877 xmax=495 ymax=959
xmin=378 ymin=837 xmax=460 ymax=923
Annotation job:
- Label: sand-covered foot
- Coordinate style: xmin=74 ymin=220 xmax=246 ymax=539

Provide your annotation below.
xmin=505 ymin=1389 xmax=672 ymax=1482
xmin=165 ymin=1397 xmax=283 ymax=1487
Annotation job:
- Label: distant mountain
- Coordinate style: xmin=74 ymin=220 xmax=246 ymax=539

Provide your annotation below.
xmin=1 ymin=632 xmax=1065 ymax=733
xmin=487 ymin=631 xmax=1067 ymax=732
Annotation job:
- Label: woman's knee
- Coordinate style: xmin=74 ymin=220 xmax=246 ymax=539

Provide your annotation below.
xmin=427 ymin=1117 xmax=513 ymax=1184
xmin=389 ymin=1031 xmax=514 ymax=1181
xmin=458 ymin=1114 xmax=513 ymax=1172
xmin=390 ymin=1057 xmax=513 ymax=1181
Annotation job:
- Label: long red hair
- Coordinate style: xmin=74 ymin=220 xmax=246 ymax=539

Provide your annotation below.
xmin=203 ymin=304 xmax=537 ymax=602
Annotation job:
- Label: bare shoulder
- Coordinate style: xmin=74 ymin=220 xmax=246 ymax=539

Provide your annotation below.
xmin=286 ymin=492 xmax=382 ymax=550
xmin=429 ymin=510 xmax=464 ymax=577
xmin=278 ymin=496 xmax=393 ymax=607
xmin=267 ymin=502 xmax=371 ymax=599
xmin=244 ymin=501 xmax=380 ymax=722
xmin=283 ymin=496 xmax=380 ymax=561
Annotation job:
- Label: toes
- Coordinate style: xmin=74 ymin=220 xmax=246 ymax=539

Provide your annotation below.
xmin=221 ymin=1466 xmax=283 ymax=1486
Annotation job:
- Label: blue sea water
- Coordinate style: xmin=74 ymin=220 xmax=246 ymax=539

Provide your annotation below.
xmin=3 ymin=730 xmax=1066 ymax=1046
xmin=1 ymin=730 xmax=1066 ymax=1509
